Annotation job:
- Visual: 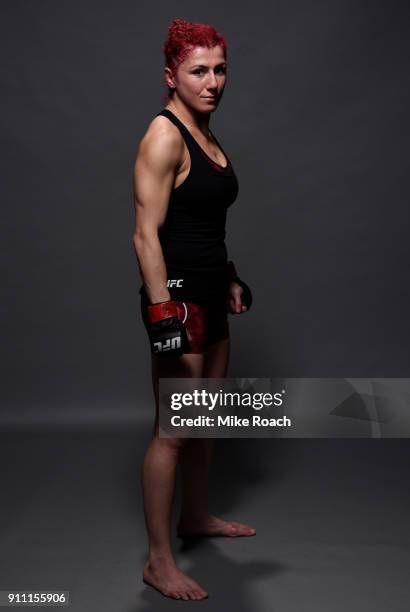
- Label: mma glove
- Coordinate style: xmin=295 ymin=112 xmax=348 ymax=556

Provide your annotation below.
xmin=146 ymin=300 xmax=190 ymax=357
xmin=226 ymin=260 xmax=253 ymax=311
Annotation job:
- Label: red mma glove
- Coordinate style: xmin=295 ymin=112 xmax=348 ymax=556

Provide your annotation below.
xmin=147 ymin=300 xmax=190 ymax=356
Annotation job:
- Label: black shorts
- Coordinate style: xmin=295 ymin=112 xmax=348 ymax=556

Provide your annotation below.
xmin=140 ymin=296 xmax=229 ymax=354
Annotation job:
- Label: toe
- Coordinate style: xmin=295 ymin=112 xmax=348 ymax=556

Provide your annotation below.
xmin=231 ymin=521 xmax=256 ymax=535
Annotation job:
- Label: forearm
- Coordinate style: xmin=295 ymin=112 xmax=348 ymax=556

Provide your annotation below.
xmin=133 ymin=233 xmax=170 ymax=304
xmin=226 ymin=260 xmax=239 ymax=284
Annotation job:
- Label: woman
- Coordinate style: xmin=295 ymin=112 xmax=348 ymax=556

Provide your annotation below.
xmin=133 ymin=19 xmax=255 ymax=601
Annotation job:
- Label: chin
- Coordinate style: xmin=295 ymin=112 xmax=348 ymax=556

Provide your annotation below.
xmin=201 ymin=99 xmax=219 ymax=111
xmin=188 ymin=103 xmax=212 ymax=115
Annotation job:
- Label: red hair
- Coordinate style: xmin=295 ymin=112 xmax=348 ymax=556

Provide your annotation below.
xmin=162 ymin=19 xmax=228 ymax=104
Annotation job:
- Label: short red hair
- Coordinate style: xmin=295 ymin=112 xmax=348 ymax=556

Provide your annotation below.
xmin=162 ymin=18 xmax=228 ymax=103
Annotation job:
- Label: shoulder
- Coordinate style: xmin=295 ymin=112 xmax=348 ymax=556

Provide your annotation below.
xmin=137 ymin=114 xmax=184 ymax=170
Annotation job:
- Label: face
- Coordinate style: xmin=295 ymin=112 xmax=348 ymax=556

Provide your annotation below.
xmin=165 ymin=45 xmax=227 ymax=112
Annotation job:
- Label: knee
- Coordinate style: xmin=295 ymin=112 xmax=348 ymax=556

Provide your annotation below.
xmin=155 ymin=433 xmax=189 ymax=458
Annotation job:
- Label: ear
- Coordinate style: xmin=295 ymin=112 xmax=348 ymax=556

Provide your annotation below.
xmin=164 ymin=67 xmax=176 ymax=90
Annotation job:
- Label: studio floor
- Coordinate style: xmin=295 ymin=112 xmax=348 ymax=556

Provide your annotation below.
xmin=1 ymin=424 xmax=409 ymax=611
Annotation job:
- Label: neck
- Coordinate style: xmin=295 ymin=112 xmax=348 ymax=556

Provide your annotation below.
xmin=166 ymin=97 xmax=211 ymax=133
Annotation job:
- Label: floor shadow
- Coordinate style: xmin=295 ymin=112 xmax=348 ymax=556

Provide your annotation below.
xmin=134 ymin=536 xmax=286 ymax=610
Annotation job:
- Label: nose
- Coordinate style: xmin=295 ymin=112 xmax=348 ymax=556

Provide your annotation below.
xmin=206 ymin=70 xmax=218 ymax=90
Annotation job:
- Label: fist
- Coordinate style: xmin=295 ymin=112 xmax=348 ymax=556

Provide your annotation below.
xmin=227 ymin=281 xmax=248 ymax=314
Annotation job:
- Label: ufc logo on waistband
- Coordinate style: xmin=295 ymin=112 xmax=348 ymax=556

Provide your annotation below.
xmin=166 ymin=279 xmax=184 ymax=287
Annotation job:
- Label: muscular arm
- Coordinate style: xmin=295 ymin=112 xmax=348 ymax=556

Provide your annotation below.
xmin=132 ymin=121 xmax=183 ymax=304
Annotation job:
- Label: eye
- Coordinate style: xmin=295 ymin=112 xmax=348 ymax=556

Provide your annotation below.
xmin=216 ymin=66 xmax=227 ymax=74
xmin=192 ymin=69 xmax=205 ymax=75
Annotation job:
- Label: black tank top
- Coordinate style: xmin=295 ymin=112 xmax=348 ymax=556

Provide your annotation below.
xmin=139 ymin=108 xmax=239 ymax=303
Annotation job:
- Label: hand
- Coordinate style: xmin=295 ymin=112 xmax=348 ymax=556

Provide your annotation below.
xmin=147 ymin=300 xmax=190 ymax=356
xmin=227 ymin=281 xmax=248 ymax=314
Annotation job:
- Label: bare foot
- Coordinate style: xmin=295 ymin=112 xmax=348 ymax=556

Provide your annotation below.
xmin=143 ymin=557 xmax=208 ymax=601
xmin=177 ymin=514 xmax=256 ymax=538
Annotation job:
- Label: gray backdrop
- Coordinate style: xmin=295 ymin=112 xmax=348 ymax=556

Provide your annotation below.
xmin=1 ymin=0 xmax=409 ymax=422
xmin=1 ymin=3 xmax=410 ymax=612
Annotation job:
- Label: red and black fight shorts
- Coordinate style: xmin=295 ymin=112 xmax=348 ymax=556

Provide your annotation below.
xmin=140 ymin=295 xmax=229 ymax=354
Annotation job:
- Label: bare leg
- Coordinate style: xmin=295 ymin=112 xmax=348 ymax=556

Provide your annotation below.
xmin=142 ymin=352 xmax=208 ymax=601
xmin=177 ymin=337 xmax=256 ymax=538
